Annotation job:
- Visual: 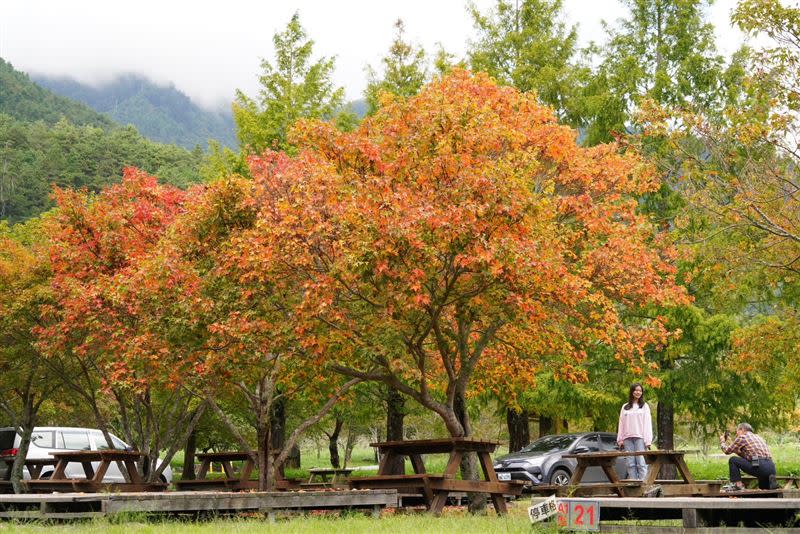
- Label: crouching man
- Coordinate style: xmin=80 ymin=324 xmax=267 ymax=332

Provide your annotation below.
xmin=719 ymin=422 xmax=777 ymax=491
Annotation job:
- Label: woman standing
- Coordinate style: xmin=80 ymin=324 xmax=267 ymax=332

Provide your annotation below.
xmin=616 ymin=383 xmax=653 ymax=480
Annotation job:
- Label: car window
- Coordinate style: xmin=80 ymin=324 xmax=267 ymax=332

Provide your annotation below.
xmin=30 ymin=430 xmax=54 ymax=449
xmin=599 ymin=434 xmax=619 ymax=451
xmin=574 ymin=435 xmax=600 ymax=452
xmin=57 ymin=431 xmax=91 ymax=450
xmin=90 ymin=431 xmax=128 ymax=450
xmin=110 ymin=434 xmax=128 ymax=450
xmin=521 ymin=435 xmax=578 ymax=453
xmin=0 ymin=430 xmax=16 ymax=450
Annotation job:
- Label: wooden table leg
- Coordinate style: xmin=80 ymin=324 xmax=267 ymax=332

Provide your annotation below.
xmin=28 ymin=464 xmax=42 ymax=479
xmin=92 ymin=460 xmax=111 ymax=483
xmin=673 ymin=455 xmax=696 ymax=484
xmin=428 ymin=487 xmax=447 ymax=516
xmin=52 ymin=460 xmax=67 ymax=479
xmin=410 ymin=454 xmax=427 ymax=474
xmin=221 ymin=460 xmax=235 ymax=478
xmin=240 ymin=459 xmax=255 ymax=482
xmin=124 ymin=460 xmax=144 ymax=484
xmin=478 ymin=451 xmax=508 ymax=515
xmin=643 ymin=456 xmax=665 ymax=486
xmin=377 ymin=451 xmax=396 ymax=475
xmin=80 ymin=461 xmax=96 ymax=480
xmin=570 ymin=461 xmax=587 ymax=485
xmin=197 ymin=459 xmax=211 ymax=479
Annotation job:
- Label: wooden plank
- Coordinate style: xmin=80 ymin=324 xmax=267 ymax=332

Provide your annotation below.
xmin=370 ymin=438 xmax=499 ymax=455
xmin=530 ymin=496 xmax=800 ymax=510
xmin=103 ymin=490 xmax=399 ymax=514
xmin=427 ymin=479 xmax=524 ymax=494
xmin=600 ymin=526 xmax=800 ymax=534
xmin=659 ymin=483 xmax=722 ymax=497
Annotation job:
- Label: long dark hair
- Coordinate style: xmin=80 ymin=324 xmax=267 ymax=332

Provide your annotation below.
xmin=624 ymin=383 xmax=645 ymax=410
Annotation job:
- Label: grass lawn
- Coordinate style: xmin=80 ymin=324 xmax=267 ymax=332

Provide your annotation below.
xmin=0 ymin=504 xmax=557 ymax=534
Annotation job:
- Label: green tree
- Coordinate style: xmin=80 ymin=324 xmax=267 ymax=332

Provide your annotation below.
xmin=582 ymin=0 xmax=729 ymax=145
xmin=233 ymin=13 xmax=345 ymax=153
xmin=365 ymin=19 xmax=428 ymax=115
xmin=467 ymin=0 xmax=585 ymax=122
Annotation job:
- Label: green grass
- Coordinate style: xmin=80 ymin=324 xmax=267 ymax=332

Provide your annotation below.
xmin=0 ymin=505 xmax=555 ymax=533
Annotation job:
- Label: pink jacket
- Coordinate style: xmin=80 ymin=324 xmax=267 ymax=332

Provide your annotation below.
xmin=617 ymin=402 xmax=653 ymax=446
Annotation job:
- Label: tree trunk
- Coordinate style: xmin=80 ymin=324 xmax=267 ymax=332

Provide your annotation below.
xmin=385 ymin=386 xmax=406 ymax=474
xmin=327 ymin=418 xmax=343 ymax=469
xmin=539 ymin=415 xmax=554 ymax=437
xmin=657 ymin=399 xmax=677 ymax=479
xmin=344 ymin=424 xmax=357 ymax=467
xmin=455 ymin=390 xmax=486 ymax=514
xmin=506 ymin=408 xmax=530 ymax=453
xmin=10 ymin=398 xmax=35 ymax=494
xmin=182 ymin=428 xmax=197 ymax=481
xmin=270 ymin=394 xmax=285 ymax=452
xmin=285 ymin=444 xmax=300 ymax=470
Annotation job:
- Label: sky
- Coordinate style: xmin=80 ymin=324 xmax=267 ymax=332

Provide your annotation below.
xmin=1 ymin=0 xmax=743 ymax=111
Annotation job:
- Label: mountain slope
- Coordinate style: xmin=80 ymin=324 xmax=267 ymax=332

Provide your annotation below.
xmin=0 ymin=58 xmax=115 ymax=128
xmin=34 ymin=74 xmax=236 ymax=149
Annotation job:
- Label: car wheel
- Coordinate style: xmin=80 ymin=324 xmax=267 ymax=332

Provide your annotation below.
xmin=549 ymin=468 xmax=572 ymax=486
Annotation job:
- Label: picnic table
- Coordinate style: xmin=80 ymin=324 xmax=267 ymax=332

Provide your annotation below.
xmin=0 ymin=456 xmax=59 ymax=493
xmin=306 ymin=467 xmax=353 ymax=488
xmin=175 ymin=451 xmax=298 ymax=491
xmin=349 ymin=438 xmax=524 ymax=515
xmin=560 ymin=450 xmax=708 ymax=497
xmin=23 ymin=450 xmax=165 ymax=493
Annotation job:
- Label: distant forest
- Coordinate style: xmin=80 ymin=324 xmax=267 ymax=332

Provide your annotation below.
xmin=34 ymin=73 xmax=238 ymax=150
xmin=0 ymin=59 xmax=203 ymax=223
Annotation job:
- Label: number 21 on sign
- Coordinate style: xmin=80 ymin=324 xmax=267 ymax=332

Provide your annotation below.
xmin=556 ymin=499 xmax=600 ymax=531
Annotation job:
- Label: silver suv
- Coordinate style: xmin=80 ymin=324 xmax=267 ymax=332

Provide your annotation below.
xmin=0 ymin=427 xmax=173 ymax=483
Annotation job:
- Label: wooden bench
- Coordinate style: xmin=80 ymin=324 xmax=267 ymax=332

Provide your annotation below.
xmin=742 ymin=475 xmax=800 ymax=490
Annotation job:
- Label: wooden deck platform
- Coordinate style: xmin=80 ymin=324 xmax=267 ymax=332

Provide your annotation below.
xmin=0 ymin=490 xmax=399 ymax=520
xmin=532 ymin=496 xmax=800 ymax=529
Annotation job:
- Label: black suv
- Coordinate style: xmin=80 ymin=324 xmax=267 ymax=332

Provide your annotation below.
xmin=493 ymin=432 xmax=627 ymax=486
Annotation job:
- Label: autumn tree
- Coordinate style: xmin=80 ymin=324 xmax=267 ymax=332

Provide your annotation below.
xmin=0 ymin=219 xmax=54 ymax=492
xmin=241 ymin=72 xmax=686 ymax=501
xmin=363 ymin=17 xmax=431 ymax=468
xmin=38 ymin=169 xmax=205 ymax=481
xmin=233 ymin=13 xmax=345 ymax=153
xmin=118 ymin=174 xmax=362 ymax=490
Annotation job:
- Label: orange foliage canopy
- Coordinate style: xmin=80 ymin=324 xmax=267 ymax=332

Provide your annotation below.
xmin=39 ymin=168 xmax=188 ymax=392
xmin=232 ymin=70 xmax=688 ymax=436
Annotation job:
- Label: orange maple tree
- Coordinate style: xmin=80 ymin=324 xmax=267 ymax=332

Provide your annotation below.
xmin=117 ymin=175 xmax=361 ymax=489
xmin=39 ymin=168 xmax=197 ymax=480
xmin=237 ymin=70 xmax=688 ymax=440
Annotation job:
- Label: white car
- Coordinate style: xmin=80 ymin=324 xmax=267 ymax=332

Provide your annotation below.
xmin=0 ymin=426 xmax=172 ymax=483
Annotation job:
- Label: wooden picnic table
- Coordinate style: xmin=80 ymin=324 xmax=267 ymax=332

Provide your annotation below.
xmin=0 ymin=456 xmax=59 ymax=493
xmin=561 ymin=450 xmax=702 ymax=497
xmin=349 ymin=438 xmax=524 ymax=515
xmin=175 ymin=451 xmax=296 ymax=491
xmin=23 ymin=450 xmax=165 ymax=493
xmin=307 ymin=467 xmax=353 ymax=487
